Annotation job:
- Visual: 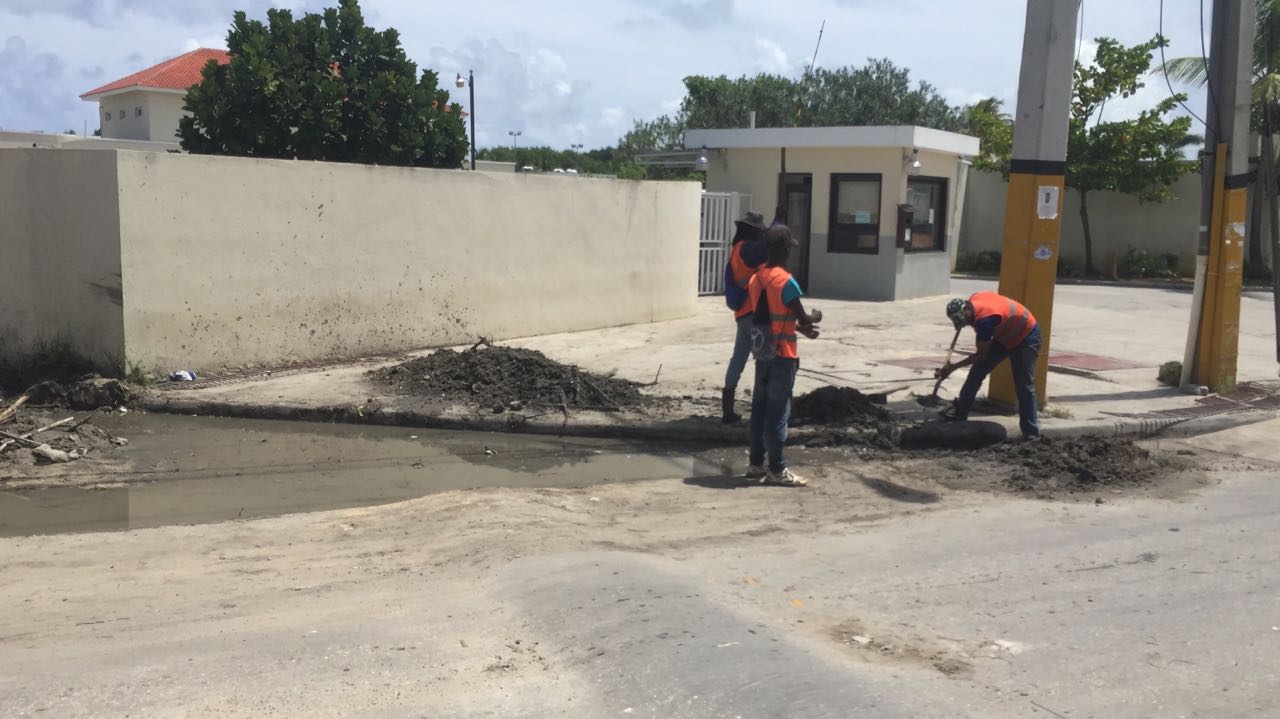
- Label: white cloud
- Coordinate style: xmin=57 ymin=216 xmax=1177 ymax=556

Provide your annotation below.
xmin=180 ymin=35 xmax=226 ymax=53
xmin=754 ymin=37 xmax=790 ymax=75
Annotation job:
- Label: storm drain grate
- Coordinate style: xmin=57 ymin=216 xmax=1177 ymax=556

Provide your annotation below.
xmin=1103 ymin=380 xmax=1280 ymax=420
xmin=152 ymin=351 xmax=416 ymax=392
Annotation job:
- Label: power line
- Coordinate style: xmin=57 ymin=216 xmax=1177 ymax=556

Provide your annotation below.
xmin=1075 ymin=0 xmax=1086 ymax=66
xmin=1200 ymin=0 xmax=1222 ymax=141
xmin=1158 ymin=0 xmax=1210 ymax=129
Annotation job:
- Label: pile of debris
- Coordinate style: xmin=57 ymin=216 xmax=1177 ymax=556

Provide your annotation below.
xmin=371 ymin=345 xmax=646 ymax=413
xmin=0 ymin=394 xmax=125 ymax=467
xmin=790 ymin=386 xmax=891 ymax=426
xmin=991 ymin=436 xmax=1171 ymax=493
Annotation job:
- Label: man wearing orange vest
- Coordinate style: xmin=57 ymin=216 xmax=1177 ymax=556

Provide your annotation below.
xmin=745 ymin=225 xmax=822 ymax=486
xmin=937 ymin=291 xmax=1042 ymax=439
xmin=721 ymin=211 xmax=768 ymax=423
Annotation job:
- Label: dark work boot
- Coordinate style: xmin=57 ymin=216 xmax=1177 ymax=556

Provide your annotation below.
xmin=721 ymin=388 xmax=742 ymax=424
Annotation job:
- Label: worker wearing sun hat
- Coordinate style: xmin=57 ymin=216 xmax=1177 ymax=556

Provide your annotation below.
xmin=937 ymin=291 xmax=1041 ymax=439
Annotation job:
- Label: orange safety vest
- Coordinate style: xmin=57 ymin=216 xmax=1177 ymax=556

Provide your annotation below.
xmin=748 ymin=265 xmax=799 ymax=359
xmin=969 ymin=291 xmax=1037 ymax=350
xmin=729 ymin=243 xmax=757 ymax=319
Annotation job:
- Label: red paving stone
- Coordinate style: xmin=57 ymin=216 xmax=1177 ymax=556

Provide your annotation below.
xmin=878 ymin=351 xmax=1151 ymax=372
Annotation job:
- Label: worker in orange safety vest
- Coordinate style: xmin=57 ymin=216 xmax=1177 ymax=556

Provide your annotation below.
xmin=936 ymin=291 xmax=1042 ymax=439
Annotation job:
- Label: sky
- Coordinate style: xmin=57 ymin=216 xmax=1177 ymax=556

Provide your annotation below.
xmin=0 ymin=0 xmax=1215 ymax=150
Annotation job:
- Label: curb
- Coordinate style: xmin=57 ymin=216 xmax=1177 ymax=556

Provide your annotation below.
xmin=1036 ymin=409 xmax=1280 ymax=441
xmin=139 ymin=395 xmax=1275 ymax=447
xmin=138 ymin=395 xmax=751 ymax=445
xmin=951 ymin=273 xmax=1275 ymax=295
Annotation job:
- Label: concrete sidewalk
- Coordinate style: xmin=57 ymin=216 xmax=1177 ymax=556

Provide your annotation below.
xmin=142 ymin=279 xmax=1280 ymax=441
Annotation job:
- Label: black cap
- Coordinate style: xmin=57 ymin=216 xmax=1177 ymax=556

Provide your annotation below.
xmin=765 ymin=224 xmax=800 ymax=248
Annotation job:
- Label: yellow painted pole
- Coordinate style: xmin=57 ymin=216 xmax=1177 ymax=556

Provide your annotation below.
xmin=1196 ymin=143 xmax=1246 ymax=391
xmin=992 ymin=174 xmax=1065 ymax=406
xmin=984 ymin=1 xmax=1078 ymax=410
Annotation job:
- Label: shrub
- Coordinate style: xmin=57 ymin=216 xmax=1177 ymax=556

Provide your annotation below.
xmin=955 ymin=250 xmax=1002 ymax=274
xmin=1117 ymin=247 xmax=1178 ymax=280
xmin=1157 ymin=360 xmax=1182 ymax=386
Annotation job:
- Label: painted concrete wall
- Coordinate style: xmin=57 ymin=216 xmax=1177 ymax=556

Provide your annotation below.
xmin=111 ymin=151 xmax=700 ymax=370
xmin=99 ymin=91 xmax=151 ymax=141
xmin=705 ymin=146 xmax=961 ymax=301
xmin=0 ymin=149 xmax=126 ymax=364
xmin=959 ymin=170 xmax=1214 ymax=274
xmin=146 ymin=93 xmax=186 ymax=143
xmin=0 ymin=131 xmax=178 ymax=151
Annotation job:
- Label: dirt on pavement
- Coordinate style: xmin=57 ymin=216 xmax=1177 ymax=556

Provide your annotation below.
xmin=370 ymin=346 xmax=646 ymax=413
xmin=992 ymin=436 xmax=1183 ymax=494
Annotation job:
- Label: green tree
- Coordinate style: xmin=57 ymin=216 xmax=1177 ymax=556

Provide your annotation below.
xmin=179 ymin=0 xmax=467 ymax=168
xmin=963 ymin=97 xmax=1014 ymax=174
xmin=1158 ymin=0 xmax=1278 ymax=273
xmin=1069 ymin=36 xmax=1197 ymax=275
xmin=677 ymin=60 xmax=965 ymax=131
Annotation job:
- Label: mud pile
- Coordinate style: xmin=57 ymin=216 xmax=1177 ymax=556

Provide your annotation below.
xmin=1 ymin=407 xmax=123 ymax=467
xmin=990 ymin=436 xmax=1169 ymax=493
xmin=371 ymin=347 xmax=645 ymax=412
xmin=24 ymin=377 xmax=134 ymax=409
xmin=790 ymin=386 xmax=890 ymax=426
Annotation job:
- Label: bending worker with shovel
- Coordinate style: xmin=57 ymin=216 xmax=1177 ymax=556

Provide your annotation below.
xmin=936 ymin=291 xmax=1042 ymax=440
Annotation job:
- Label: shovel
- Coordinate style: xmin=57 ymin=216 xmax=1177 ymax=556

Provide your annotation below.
xmin=918 ymin=328 xmax=960 ymax=407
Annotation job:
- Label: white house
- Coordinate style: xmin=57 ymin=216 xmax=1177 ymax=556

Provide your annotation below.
xmin=80 ymin=48 xmax=229 ymax=144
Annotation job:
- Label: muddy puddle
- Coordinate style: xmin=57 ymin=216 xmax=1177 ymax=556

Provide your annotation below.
xmin=0 ymin=414 xmax=739 ymax=537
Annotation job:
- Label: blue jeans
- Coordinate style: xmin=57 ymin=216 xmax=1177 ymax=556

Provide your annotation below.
xmin=724 ymin=315 xmax=753 ymax=394
xmin=749 ymin=357 xmax=798 ymax=472
xmin=955 ymin=325 xmax=1041 ymax=438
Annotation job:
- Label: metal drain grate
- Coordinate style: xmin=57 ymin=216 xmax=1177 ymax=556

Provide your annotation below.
xmin=153 ymin=351 xmax=416 ymax=392
xmin=1104 ymin=380 xmax=1280 ymax=420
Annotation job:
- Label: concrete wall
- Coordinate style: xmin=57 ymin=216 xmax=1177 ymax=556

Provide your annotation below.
xmin=0 ymin=131 xmax=179 ymax=152
xmin=0 ymin=149 xmax=126 ymax=363
xmin=1 ymin=150 xmax=697 ymax=371
xmin=959 ymin=170 xmax=1208 ymax=273
xmin=705 ymin=146 xmax=962 ymax=301
xmin=2 ymin=149 xmax=701 ymax=371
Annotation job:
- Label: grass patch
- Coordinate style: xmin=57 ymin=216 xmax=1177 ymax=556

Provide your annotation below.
xmin=1041 ymin=405 xmax=1074 ymax=420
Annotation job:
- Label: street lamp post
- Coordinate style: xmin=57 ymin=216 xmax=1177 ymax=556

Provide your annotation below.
xmin=455 ymin=71 xmax=476 ymax=171
xmin=508 ymin=130 xmax=522 ymax=152
xmin=570 ymin=143 xmax=583 ymax=171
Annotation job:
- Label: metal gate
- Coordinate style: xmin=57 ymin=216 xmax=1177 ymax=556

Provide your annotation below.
xmin=699 ymin=192 xmax=751 ymax=295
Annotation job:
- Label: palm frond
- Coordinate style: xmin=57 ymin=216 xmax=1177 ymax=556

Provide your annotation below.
xmin=1154 ymin=56 xmax=1210 ymax=88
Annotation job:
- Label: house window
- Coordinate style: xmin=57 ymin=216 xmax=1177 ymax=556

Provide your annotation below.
xmin=828 ymin=173 xmax=882 ymax=254
xmin=905 ymin=177 xmax=948 ymax=252
xmin=135 ymin=107 xmax=143 ymax=117
xmin=118 ymin=110 xmax=126 ymax=120
xmin=103 ymin=112 xmax=110 ymax=122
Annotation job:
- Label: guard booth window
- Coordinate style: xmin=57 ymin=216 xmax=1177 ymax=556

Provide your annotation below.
xmin=905 ymin=177 xmax=947 ymax=252
xmin=828 ymin=173 xmax=881 ymax=254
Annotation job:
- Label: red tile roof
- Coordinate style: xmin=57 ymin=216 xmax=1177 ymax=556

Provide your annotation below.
xmin=81 ymin=48 xmax=230 ymax=99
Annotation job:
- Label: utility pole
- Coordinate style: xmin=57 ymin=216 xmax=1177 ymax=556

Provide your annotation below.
xmin=1181 ymin=0 xmax=1256 ymax=391
xmin=990 ymin=0 xmax=1079 ymax=408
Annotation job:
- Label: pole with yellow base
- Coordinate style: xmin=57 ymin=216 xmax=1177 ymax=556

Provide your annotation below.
xmin=1195 ymin=145 xmax=1246 ymax=392
xmin=991 ymin=172 xmax=1066 ymax=407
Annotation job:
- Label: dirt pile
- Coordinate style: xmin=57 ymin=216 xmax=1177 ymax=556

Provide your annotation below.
xmin=989 ymin=436 xmax=1172 ymax=493
xmin=790 ymin=386 xmax=890 ymax=426
xmin=24 ymin=377 xmax=135 ymax=409
xmin=1 ymin=407 xmax=123 ymax=468
xmin=371 ymin=347 xmax=645 ymax=412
